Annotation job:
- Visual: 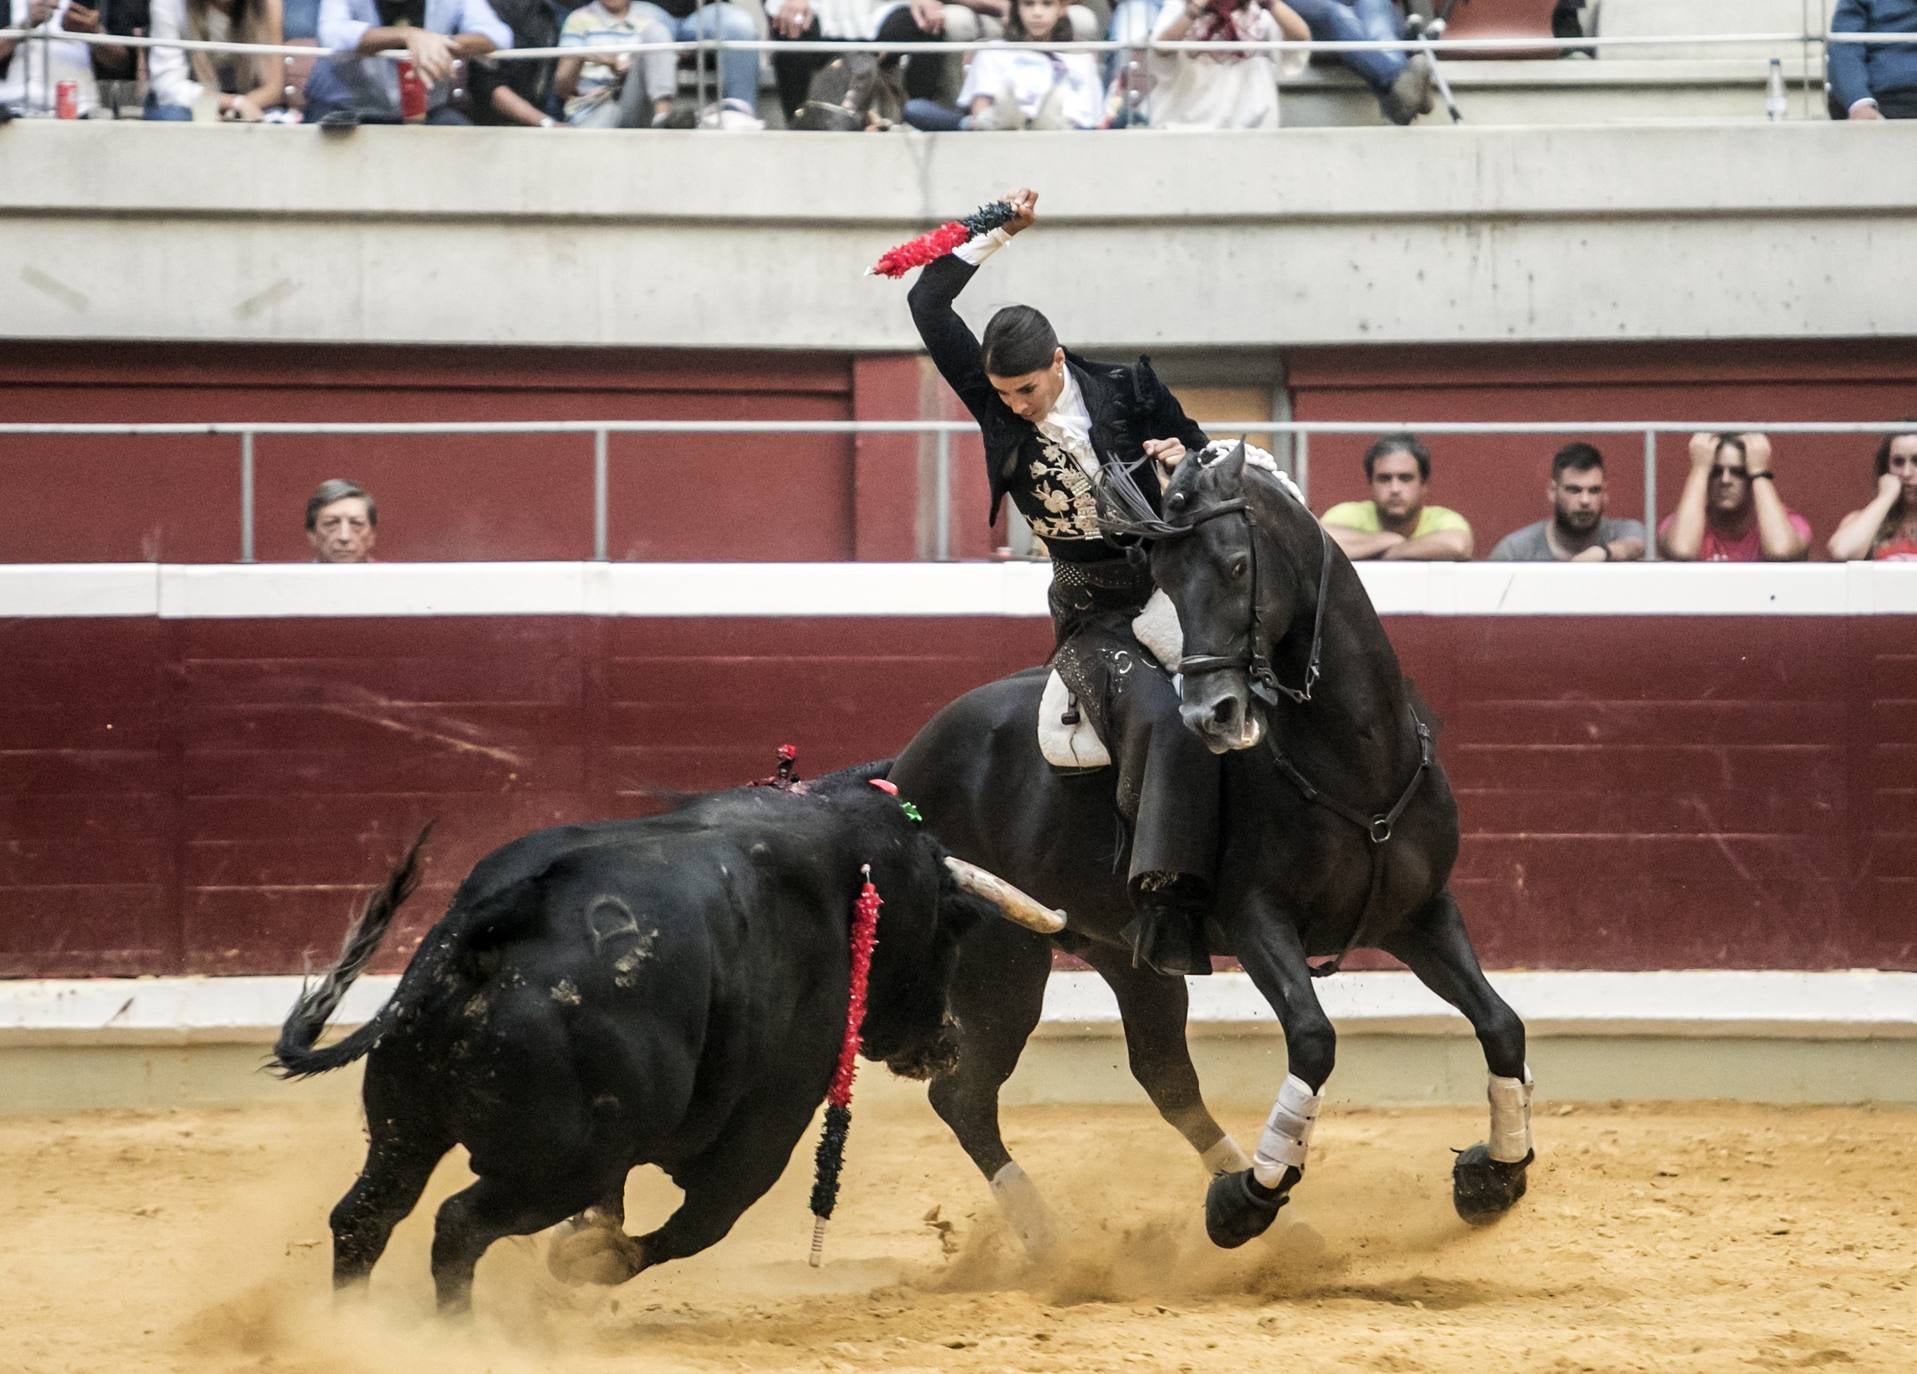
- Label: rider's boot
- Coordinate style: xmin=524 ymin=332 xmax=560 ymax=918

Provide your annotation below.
xmin=1121 ymin=872 xmax=1213 ymax=977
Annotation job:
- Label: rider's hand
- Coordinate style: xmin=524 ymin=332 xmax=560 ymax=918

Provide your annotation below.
xmin=1144 ymin=438 xmax=1186 ymax=471
xmin=404 ymin=28 xmax=457 ymax=84
xmin=1002 ymin=187 xmax=1038 ymax=235
xmin=1738 ymin=432 xmax=1772 ymax=476
xmin=1687 ymin=432 xmax=1717 ymax=472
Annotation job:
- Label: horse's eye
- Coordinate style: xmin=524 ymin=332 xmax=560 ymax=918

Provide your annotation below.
xmin=1230 ymin=558 xmax=1248 ymax=579
xmin=1168 ymin=492 xmax=1187 ymax=512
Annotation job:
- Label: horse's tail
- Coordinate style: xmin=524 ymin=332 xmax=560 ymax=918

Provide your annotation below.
xmin=270 ymin=823 xmax=433 ymax=1080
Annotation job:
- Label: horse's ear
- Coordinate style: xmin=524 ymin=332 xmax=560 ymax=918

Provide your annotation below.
xmin=1215 ymin=440 xmax=1247 ymax=485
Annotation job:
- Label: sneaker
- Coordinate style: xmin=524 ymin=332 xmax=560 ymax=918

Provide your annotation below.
xmin=1381 ymin=53 xmax=1432 ymax=125
xmin=971 ymin=90 xmax=1026 ymax=132
xmin=1030 ymin=82 xmax=1070 ymax=131
xmin=652 ymin=104 xmax=698 ymax=129
xmin=697 ymin=97 xmax=765 ymax=131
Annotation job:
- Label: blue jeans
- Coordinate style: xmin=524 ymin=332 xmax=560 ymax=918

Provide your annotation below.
xmin=902 ymin=97 xmax=965 ymax=131
xmin=630 ymin=1 xmax=759 ymax=107
xmin=1284 ymin=0 xmax=1406 ymax=94
xmin=143 ymin=93 xmax=194 ymax=120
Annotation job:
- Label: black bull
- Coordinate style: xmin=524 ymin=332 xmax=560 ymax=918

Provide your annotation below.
xmin=272 ymin=765 xmax=1033 ymax=1314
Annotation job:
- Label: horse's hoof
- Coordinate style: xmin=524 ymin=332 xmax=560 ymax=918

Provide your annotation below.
xmin=1204 ymin=1167 xmax=1288 ymax=1249
xmin=1451 ymin=1143 xmax=1531 ymax=1226
xmin=546 ymin=1219 xmax=648 ymax=1286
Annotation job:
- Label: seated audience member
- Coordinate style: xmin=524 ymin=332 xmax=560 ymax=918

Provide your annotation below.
xmin=1830 ymin=0 xmax=1917 ymax=120
xmin=1658 ymin=432 xmax=1810 ymax=563
xmin=307 ymin=479 xmax=379 ymax=563
xmin=472 ymin=0 xmax=563 ymax=125
xmin=619 ymin=0 xmax=763 ymax=127
xmin=305 ymin=0 xmax=510 ymax=125
xmin=1322 ymin=432 xmax=1474 ymax=561
xmin=1827 ymin=425 xmax=1917 ymax=561
xmin=147 ymin=0 xmax=288 ymax=120
xmin=1140 ymin=0 xmax=1306 ymax=130
xmin=1488 ymin=442 xmax=1646 ymax=563
xmin=860 ymin=0 xmax=1093 ymax=111
xmin=1289 ymin=0 xmax=1431 ymax=125
xmin=769 ymin=0 xmax=886 ymax=120
xmin=554 ymin=0 xmax=679 ymax=127
xmin=88 ymin=0 xmax=146 ymax=101
xmin=1 ymin=0 xmax=101 ymax=116
xmin=902 ymin=0 xmax=1101 ymax=129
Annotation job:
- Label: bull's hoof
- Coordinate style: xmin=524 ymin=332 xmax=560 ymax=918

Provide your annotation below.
xmin=1451 ymin=1143 xmax=1532 ymax=1226
xmin=545 ymin=1219 xmax=648 ymax=1286
xmin=1204 ymin=1167 xmax=1288 ymax=1250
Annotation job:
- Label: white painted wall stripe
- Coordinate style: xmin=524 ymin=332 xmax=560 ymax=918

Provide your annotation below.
xmin=5 ymin=971 xmax=1912 ymax=1047
xmin=2 ymin=562 xmax=1915 ymax=619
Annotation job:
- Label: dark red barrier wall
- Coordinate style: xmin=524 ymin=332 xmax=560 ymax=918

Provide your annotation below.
xmin=2 ymin=611 xmax=1909 ymax=976
xmin=1289 ymin=339 xmax=1917 ymax=557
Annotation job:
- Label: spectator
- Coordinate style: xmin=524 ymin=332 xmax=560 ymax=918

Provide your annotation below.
xmin=1658 ymin=432 xmax=1810 ymax=563
xmin=306 ymin=479 xmax=379 ymax=563
xmin=1827 ymin=425 xmax=1917 ymax=561
xmin=146 ymin=0 xmax=288 ymax=120
xmin=861 ymin=0 xmax=1094 ymax=112
xmin=305 ymin=0 xmax=510 ymax=126
xmin=1139 ymin=0 xmax=1306 ymax=130
xmin=1321 ymin=432 xmax=1474 ymax=561
xmin=1830 ymin=0 xmax=1917 ymax=121
xmin=1 ymin=0 xmax=101 ymax=116
xmin=769 ymin=0 xmax=886 ymax=121
xmin=88 ymin=0 xmax=147 ymax=102
xmin=1288 ymin=0 xmax=1431 ymax=125
xmin=902 ymin=0 xmax=1102 ymax=129
xmin=553 ymin=0 xmax=679 ymax=127
xmin=621 ymin=0 xmax=763 ymax=127
xmin=1488 ymin=442 xmax=1646 ymax=563
xmin=472 ymin=0 xmax=563 ymax=126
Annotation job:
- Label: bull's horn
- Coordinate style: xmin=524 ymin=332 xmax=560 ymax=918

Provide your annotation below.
xmin=944 ymin=857 xmax=1067 ymax=935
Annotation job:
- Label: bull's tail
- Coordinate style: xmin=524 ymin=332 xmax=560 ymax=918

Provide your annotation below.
xmin=270 ymin=823 xmax=434 ymax=1080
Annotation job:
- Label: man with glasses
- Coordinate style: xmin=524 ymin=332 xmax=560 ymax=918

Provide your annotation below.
xmin=1321 ymin=431 xmax=1474 ymax=561
xmin=1658 ymin=432 xmax=1810 ymax=563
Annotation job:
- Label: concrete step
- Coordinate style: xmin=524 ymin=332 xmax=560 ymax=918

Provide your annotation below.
xmin=1592 ymin=0 xmax=1836 ymax=61
xmin=1275 ymin=56 xmax=1832 ymax=127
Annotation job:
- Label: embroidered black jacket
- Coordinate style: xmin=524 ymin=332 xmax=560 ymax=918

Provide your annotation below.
xmin=908 ymin=253 xmax=1208 ymax=561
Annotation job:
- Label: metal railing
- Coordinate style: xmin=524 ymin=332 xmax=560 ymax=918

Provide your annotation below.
xmin=3 ymin=22 xmax=1912 ymax=123
xmin=0 ymin=418 xmax=1906 ymax=563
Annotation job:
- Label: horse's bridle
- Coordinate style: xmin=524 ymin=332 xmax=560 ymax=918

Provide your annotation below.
xmin=1166 ymin=493 xmax=1335 ymax=708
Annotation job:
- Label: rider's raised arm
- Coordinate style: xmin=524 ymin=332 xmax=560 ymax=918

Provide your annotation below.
xmin=906 ymin=233 xmax=1013 ymax=429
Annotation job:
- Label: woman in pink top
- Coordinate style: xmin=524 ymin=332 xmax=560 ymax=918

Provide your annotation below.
xmin=1827 ymin=425 xmax=1917 ymax=563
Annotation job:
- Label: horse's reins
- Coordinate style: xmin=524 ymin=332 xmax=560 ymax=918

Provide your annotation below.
xmin=1155 ymin=475 xmax=1435 ymax=978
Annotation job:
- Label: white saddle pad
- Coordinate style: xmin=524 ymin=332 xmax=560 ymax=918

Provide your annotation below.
xmin=1035 ymin=590 xmax=1185 ymax=770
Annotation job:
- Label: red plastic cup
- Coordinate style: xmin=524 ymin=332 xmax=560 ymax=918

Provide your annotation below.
xmin=396 ymin=59 xmax=428 ymax=122
xmin=56 ymin=79 xmax=79 ymax=120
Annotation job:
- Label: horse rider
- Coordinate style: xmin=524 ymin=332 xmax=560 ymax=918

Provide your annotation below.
xmin=906 ymin=186 xmax=1218 ymax=977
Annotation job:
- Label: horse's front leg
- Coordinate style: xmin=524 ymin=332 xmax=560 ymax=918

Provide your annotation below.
xmin=1203 ymin=908 xmax=1333 ymax=1249
xmin=1382 ymin=890 xmax=1534 ymax=1225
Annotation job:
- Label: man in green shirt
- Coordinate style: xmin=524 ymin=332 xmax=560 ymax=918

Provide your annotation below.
xmin=1321 ymin=432 xmax=1474 ymax=561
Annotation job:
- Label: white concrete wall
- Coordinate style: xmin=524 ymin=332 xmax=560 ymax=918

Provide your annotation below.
xmin=1 ymin=121 xmax=1912 ymax=350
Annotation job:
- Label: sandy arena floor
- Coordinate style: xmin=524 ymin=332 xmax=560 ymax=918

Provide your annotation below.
xmin=4 ymin=1093 xmax=1912 ymax=1373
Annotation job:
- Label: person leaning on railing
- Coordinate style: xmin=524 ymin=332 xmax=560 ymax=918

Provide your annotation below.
xmin=145 ymin=0 xmax=288 ymax=120
xmin=1828 ymin=425 xmax=1917 ymax=562
xmin=1658 ymin=433 xmax=1810 ymax=564
xmin=1829 ymin=0 xmax=1917 ymax=120
xmin=304 ymin=0 xmax=510 ymax=125
xmin=0 ymin=0 xmax=101 ymax=116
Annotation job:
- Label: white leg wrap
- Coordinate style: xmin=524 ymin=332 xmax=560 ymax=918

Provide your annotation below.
xmin=989 ymin=1161 xmax=1054 ymax=1254
xmin=1251 ymin=1074 xmax=1320 ymax=1188
xmin=1487 ymin=1066 xmax=1535 ymax=1164
xmin=1200 ymin=1135 xmax=1252 ymax=1177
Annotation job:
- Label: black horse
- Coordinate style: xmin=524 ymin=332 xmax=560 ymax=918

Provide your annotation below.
xmin=890 ymin=442 xmax=1534 ymax=1251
